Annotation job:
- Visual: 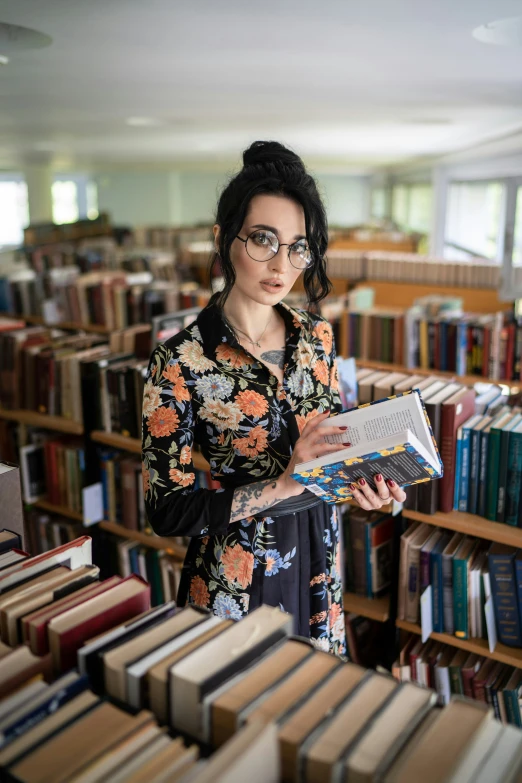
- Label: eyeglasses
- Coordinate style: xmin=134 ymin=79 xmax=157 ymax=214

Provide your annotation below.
xmin=235 ymin=229 xmax=312 ymax=270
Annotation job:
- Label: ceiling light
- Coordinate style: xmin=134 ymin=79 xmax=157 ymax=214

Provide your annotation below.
xmin=126 ymin=117 xmax=162 ymax=127
xmin=473 ymin=16 xmax=522 ymax=47
xmin=0 ymin=55 xmax=8 ymax=65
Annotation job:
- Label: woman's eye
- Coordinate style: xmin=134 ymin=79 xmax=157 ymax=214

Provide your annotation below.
xmin=252 ymin=232 xmax=271 ymax=245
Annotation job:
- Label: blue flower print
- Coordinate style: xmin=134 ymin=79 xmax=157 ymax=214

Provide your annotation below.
xmin=213 ymin=591 xmax=243 ymax=620
xmin=287 ymin=368 xmax=313 ymax=398
xmin=195 ymin=374 xmax=234 ymax=400
xmin=265 ymin=549 xmax=283 ymax=576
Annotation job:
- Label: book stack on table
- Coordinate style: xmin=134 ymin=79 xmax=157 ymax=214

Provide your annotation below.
xmin=0 ymin=530 xmax=520 ymax=782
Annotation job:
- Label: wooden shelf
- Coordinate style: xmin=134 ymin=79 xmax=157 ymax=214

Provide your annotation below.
xmin=30 ymin=499 xmax=83 ymax=522
xmin=396 ymin=619 xmax=522 ymax=669
xmin=24 ymin=314 xmax=110 ymax=334
xmin=0 ymin=408 xmax=83 ymax=435
xmin=359 ymin=358 xmax=517 ymax=389
xmin=343 ymin=592 xmax=390 ymax=622
xmin=402 ymin=508 xmax=522 ymax=548
xmin=90 ymin=431 xmax=210 ymax=471
xmin=99 ymin=521 xmax=187 ymax=560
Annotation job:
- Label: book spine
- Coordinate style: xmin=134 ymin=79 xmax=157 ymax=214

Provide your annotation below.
xmin=453 ymin=557 xmax=469 ymax=639
xmin=503 ymin=689 xmax=521 ymax=727
xmin=431 ymin=548 xmax=444 ymax=633
xmin=458 ymin=427 xmax=472 ymax=512
xmin=506 ymin=433 xmax=522 ymax=526
xmin=453 ymin=427 xmax=463 ymax=511
xmin=489 ymin=553 xmax=522 ymax=647
xmin=477 ymin=429 xmax=489 ymax=519
xmin=449 ymin=665 xmax=464 ymax=695
xmin=497 ymin=429 xmax=512 ymax=522
xmin=442 ymin=553 xmax=454 ymax=635
xmin=486 ymin=430 xmax=502 ymax=521
xmin=420 ymin=548 xmax=431 ymax=596
xmin=468 ymin=428 xmax=481 ymax=515
xmin=515 ymin=558 xmax=522 ymax=634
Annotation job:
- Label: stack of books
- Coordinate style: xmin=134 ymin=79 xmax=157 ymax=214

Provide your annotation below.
xmin=0 ymin=526 xmax=519 ymax=782
xmin=342 ymin=506 xmax=394 ymax=599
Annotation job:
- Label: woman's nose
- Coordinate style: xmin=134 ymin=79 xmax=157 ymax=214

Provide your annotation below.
xmin=268 ymin=246 xmax=288 ymax=273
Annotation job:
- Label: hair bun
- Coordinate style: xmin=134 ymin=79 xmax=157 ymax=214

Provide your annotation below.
xmin=242 ymin=140 xmax=305 ymax=172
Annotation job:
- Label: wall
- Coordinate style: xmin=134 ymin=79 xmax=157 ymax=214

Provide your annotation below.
xmin=95 ymin=171 xmax=172 ymax=226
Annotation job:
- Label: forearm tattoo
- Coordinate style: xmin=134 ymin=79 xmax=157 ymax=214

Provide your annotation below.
xmin=261 ymin=349 xmax=285 ymax=369
xmin=231 ymin=479 xmax=284 ymax=522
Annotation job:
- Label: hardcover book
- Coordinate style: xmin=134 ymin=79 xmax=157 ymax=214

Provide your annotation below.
xmin=291 ymin=389 xmax=443 ymax=504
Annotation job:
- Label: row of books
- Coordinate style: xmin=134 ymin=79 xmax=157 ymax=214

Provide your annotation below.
xmin=394 ymin=633 xmax=522 ymax=724
xmin=342 ymin=506 xmax=394 ymax=599
xmin=0 ymin=542 xmax=516 ymax=783
xmin=327 ymin=249 xmax=501 ymax=288
xmin=348 ymin=306 xmax=519 ymax=380
xmin=398 ymin=521 xmax=522 ymax=649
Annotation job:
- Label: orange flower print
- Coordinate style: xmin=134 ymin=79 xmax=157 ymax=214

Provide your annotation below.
xmin=162 ymin=362 xmax=190 ymax=402
xmin=169 ymin=468 xmax=195 ymax=487
xmin=221 ymin=544 xmax=254 ymax=589
xmin=215 ymin=344 xmax=253 ymax=369
xmin=295 ymin=408 xmax=320 ymax=434
xmin=313 ymin=322 xmax=333 ymax=356
xmin=295 ymin=341 xmax=314 ymax=368
xmin=276 ymin=386 xmax=286 ymax=401
xmin=235 ymin=389 xmax=268 ymax=418
xmin=199 ymin=399 xmax=243 ymax=432
xmin=142 ymin=380 xmax=161 ymax=418
xmin=179 ymin=445 xmax=192 ymax=464
xmin=330 ymin=359 xmax=339 ymax=391
xmin=329 ymin=602 xmax=342 ymax=626
xmin=147 ymin=406 xmax=180 ymax=438
xmin=310 ymin=572 xmax=327 ymax=587
xmin=232 ymin=425 xmax=269 ymax=457
xmin=310 ymin=610 xmax=327 ymax=625
xmin=313 ymin=359 xmax=329 ymax=385
xmin=190 ymin=576 xmax=210 ymax=608
xmin=142 ymin=463 xmax=150 ymax=494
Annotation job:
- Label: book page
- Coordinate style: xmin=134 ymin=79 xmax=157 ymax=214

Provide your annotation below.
xmin=324 ymin=393 xmax=433 ymax=456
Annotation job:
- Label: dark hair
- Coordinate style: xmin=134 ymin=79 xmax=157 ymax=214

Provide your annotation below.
xmin=209 ymin=140 xmax=331 ymax=308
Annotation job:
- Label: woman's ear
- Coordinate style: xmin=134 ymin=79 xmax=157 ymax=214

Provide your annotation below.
xmin=213 ymin=224 xmax=220 ymax=252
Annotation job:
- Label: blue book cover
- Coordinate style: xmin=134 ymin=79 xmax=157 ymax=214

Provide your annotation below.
xmin=457 ymin=415 xmax=482 ymax=513
xmin=454 ymin=426 xmax=463 ymax=511
xmin=468 ymin=417 xmax=491 ymax=515
xmin=506 ymin=423 xmax=522 ymax=526
xmin=497 ymin=415 xmax=522 ymax=523
xmin=489 ymin=543 xmax=522 ymax=647
xmin=430 ymin=532 xmax=450 ymax=633
xmin=456 ymin=322 xmax=467 ymax=376
xmin=292 ymin=389 xmax=443 ymax=504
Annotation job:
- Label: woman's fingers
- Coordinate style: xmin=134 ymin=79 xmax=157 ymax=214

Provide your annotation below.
xmin=351 ymin=478 xmax=383 ymax=509
xmin=374 ymin=473 xmax=392 ymax=501
xmin=386 ymin=478 xmax=407 ymax=503
xmin=349 ymin=485 xmax=374 ymax=511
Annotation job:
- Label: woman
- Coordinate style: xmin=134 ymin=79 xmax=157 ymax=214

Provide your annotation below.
xmin=141 ymin=141 xmax=406 ymax=656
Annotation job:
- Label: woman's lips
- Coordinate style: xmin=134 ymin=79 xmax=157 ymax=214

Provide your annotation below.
xmin=260 ymin=279 xmax=284 ymax=293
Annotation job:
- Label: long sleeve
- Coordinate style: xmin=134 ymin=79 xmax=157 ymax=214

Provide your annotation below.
xmin=141 ymin=343 xmax=234 ymax=538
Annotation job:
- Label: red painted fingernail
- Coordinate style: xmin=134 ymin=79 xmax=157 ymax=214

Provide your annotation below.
xmin=387 ymin=479 xmax=396 ymax=487
xmin=349 ymin=483 xmax=358 ymax=492
xmin=342 ymin=441 xmax=351 ymax=446
xmin=339 ymin=426 xmax=348 ymax=431
xmin=375 ymin=474 xmax=383 ymax=482
xmin=358 ymin=478 xmax=366 ymax=486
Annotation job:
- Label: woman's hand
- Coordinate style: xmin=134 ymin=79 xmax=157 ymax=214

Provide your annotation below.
xmin=279 ymin=411 xmax=353 ymax=497
xmin=349 ymin=474 xmax=406 ymax=511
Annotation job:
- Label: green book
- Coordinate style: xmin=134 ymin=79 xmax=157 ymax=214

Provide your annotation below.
xmin=496 ymin=414 xmax=522 ymax=522
xmin=502 ymin=669 xmax=522 ymax=727
xmin=486 ymin=411 xmax=516 ymax=521
xmin=453 ymin=537 xmax=478 ymax=639
xmin=145 ymin=549 xmax=163 ymax=606
xmin=448 ymin=649 xmax=467 ymax=694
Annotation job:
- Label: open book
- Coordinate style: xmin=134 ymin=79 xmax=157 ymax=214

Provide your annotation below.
xmin=291 ymin=389 xmax=443 ymax=503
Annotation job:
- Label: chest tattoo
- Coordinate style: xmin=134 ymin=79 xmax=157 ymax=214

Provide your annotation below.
xmin=261 ymin=349 xmax=285 ymax=369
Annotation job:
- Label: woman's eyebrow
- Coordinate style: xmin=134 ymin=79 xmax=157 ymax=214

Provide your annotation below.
xmin=250 ymin=224 xmax=307 ymax=241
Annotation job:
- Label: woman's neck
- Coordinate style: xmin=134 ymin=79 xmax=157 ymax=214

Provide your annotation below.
xmin=222 ymin=289 xmax=275 ymax=342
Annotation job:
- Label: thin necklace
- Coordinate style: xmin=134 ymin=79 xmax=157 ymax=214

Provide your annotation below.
xmin=224 ymin=311 xmax=272 ymax=348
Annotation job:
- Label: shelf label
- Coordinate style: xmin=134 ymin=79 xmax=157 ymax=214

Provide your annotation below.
xmin=420 ymin=585 xmax=433 ymax=643
xmin=82 ymin=483 xmax=104 ymax=527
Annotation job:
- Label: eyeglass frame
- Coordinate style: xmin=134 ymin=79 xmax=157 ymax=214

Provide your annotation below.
xmin=235 ymin=230 xmax=313 ymax=269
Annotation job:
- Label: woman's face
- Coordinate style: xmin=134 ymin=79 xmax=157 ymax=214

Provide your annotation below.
xmin=215 ymin=193 xmax=307 ymax=307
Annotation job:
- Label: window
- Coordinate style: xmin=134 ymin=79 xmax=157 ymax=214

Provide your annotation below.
xmin=51 ymin=180 xmax=79 ymax=225
xmin=371 ymin=188 xmax=387 ymax=219
xmin=391 ymin=183 xmax=432 ymax=236
xmin=0 ymin=178 xmax=30 ymax=247
xmin=444 ymin=181 xmax=504 ymax=261
xmin=86 ymin=181 xmax=99 ymax=220
xmin=391 ymin=186 xmax=409 ymax=228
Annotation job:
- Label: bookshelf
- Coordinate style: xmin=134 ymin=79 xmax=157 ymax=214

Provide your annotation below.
xmin=402 ymin=509 xmax=522 ymax=549
xmin=31 ymin=498 xmax=83 ymax=522
xmin=396 ymin=619 xmax=522 ymax=669
xmin=343 ymin=592 xmax=390 ymax=622
xmin=98 ymin=520 xmax=187 ymax=560
xmin=23 ymin=315 xmax=111 ymax=335
xmin=0 ymin=408 xmax=83 ymax=435
xmin=358 ymin=358 xmax=518 ymax=389
xmin=90 ymin=430 xmax=211 ymax=471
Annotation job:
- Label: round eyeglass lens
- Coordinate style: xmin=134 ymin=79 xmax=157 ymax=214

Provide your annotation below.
xmin=246 ymin=230 xmax=279 ymax=262
xmin=289 ymin=242 xmax=312 ymax=269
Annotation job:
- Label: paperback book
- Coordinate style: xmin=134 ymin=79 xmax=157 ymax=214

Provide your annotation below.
xmin=291 ymin=389 xmax=443 ymax=503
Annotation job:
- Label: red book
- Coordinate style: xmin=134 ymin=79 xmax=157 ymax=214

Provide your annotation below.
xmin=461 ymin=653 xmax=480 ymax=699
xmin=24 ymin=576 xmax=121 ymax=655
xmin=438 ymin=388 xmax=476 ymax=513
xmin=482 ymin=325 xmax=491 ymax=378
xmin=0 ymin=536 xmax=92 ymax=594
xmin=472 ymin=658 xmax=495 ymax=703
xmin=506 ymin=323 xmax=516 ymax=381
xmin=48 ymin=575 xmax=150 ymax=672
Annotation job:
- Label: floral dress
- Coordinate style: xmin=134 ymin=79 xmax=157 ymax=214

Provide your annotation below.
xmin=141 ymin=300 xmax=346 ymax=657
